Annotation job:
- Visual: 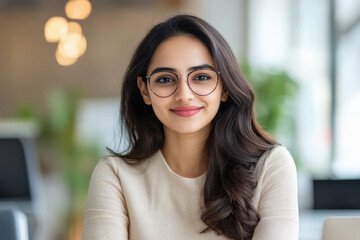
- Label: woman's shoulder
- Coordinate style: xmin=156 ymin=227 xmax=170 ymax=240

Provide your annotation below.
xmin=258 ymin=145 xmax=295 ymax=168
xmin=256 ymin=145 xmax=297 ymax=180
xmin=94 ymin=152 xmax=158 ymax=178
xmin=253 ymin=145 xmax=298 ymax=208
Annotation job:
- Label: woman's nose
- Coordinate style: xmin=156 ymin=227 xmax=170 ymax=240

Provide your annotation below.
xmin=174 ymin=75 xmax=195 ymax=102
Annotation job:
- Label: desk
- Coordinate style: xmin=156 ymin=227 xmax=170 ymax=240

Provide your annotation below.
xmin=299 ymin=210 xmax=360 ymax=240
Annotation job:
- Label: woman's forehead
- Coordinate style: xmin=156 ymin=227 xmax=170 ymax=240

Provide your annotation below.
xmin=147 ymin=35 xmax=215 ymax=73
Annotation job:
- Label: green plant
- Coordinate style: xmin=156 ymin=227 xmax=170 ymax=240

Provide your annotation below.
xmin=41 ymin=88 xmax=101 ymax=212
xmin=241 ymin=63 xmax=301 ymax=168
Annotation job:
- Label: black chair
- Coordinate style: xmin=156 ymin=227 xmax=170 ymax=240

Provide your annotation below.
xmin=0 ymin=138 xmax=42 ymax=240
xmin=0 ymin=208 xmax=29 ymax=240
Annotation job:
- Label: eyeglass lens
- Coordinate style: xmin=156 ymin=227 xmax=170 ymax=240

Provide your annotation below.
xmin=148 ymin=69 xmax=218 ymax=97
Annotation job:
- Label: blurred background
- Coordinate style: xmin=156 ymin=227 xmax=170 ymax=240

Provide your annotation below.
xmin=0 ymin=0 xmax=359 ymax=239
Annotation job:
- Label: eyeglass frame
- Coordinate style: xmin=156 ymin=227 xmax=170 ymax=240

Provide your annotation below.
xmin=143 ymin=68 xmax=221 ymax=98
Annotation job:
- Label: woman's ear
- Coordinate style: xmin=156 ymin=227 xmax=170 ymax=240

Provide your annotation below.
xmin=137 ymin=76 xmax=152 ymax=105
xmin=221 ymin=88 xmax=229 ymax=102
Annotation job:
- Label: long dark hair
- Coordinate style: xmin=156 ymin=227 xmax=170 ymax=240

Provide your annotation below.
xmin=109 ymin=14 xmax=275 ymax=240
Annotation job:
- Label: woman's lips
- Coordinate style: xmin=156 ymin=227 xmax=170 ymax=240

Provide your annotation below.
xmin=170 ymin=106 xmax=202 ymax=117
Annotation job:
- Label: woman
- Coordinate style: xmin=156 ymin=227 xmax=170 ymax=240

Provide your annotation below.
xmin=82 ymin=14 xmax=298 ymax=240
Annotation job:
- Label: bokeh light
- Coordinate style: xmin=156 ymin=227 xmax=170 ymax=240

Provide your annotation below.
xmin=58 ymin=33 xmax=86 ymax=59
xmin=55 ymin=47 xmax=78 ymax=66
xmin=44 ymin=17 xmax=68 ymax=43
xmin=65 ymin=0 xmax=92 ymax=20
xmin=77 ymin=35 xmax=87 ymax=56
xmin=67 ymin=21 xmax=82 ymax=35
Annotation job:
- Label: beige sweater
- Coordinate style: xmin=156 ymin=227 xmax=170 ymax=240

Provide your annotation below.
xmin=82 ymin=146 xmax=298 ymax=240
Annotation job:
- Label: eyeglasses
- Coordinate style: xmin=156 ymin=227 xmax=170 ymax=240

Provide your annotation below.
xmin=144 ymin=68 xmax=220 ymax=98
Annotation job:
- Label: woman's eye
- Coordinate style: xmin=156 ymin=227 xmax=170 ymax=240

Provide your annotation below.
xmin=194 ymin=74 xmax=211 ymax=81
xmin=155 ymin=76 xmax=175 ymax=83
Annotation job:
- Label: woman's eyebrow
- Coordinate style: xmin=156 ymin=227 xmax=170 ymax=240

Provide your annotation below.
xmin=150 ymin=67 xmax=176 ymax=75
xmin=188 ymin=64 xmax=215 ymax=72
xmin=150 ymin=64 xmax=215 ymax=75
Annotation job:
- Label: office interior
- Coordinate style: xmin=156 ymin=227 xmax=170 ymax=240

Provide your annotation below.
xmin=0 ymin=0 xmax=360 ymax=239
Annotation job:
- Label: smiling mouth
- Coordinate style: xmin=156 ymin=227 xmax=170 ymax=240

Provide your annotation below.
xmin=170 ymin=106 xmax=202 ymax=117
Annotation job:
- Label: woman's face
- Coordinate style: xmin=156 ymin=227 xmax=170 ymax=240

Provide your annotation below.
xmin=138 ymin=35 xmax=228 ymax=135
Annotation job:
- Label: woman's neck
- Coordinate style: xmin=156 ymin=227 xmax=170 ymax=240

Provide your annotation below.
xmin=161 ymin=126 xmax=210 ymax=178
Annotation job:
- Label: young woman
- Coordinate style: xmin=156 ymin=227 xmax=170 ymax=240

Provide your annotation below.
xmin=82 ymin=14 xmax=298 ymax=240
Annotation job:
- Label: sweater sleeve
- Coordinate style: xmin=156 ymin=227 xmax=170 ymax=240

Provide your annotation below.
xmin=81 ymin=156 xmax=129 ymax=240
xmin=252 ymin=146 xmax=299 ymax=240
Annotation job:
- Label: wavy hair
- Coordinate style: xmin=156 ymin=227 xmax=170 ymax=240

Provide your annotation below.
xmin=108 ymin=14 xmax=275 ymax=240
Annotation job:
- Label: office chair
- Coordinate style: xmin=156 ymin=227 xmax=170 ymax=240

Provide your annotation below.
xmin=0 ymin=208 xmax=29 ymax=240
xmin=0 ymin=137 xmax=42 ymax=240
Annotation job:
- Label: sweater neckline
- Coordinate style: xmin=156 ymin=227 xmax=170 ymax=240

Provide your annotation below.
xmin=157 ymin=150 xmax=207 ymax=181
